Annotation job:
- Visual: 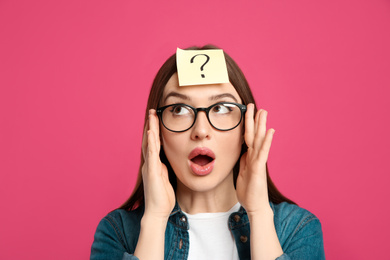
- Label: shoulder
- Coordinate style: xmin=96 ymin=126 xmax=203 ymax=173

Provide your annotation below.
xmin=102 ymin=207 xmax=144 ymax=231
xmin=271 ymin=202 xmax=322 ymax=234
xmin=271 ymin=202 xmax=324 ymax=256
xmin=271 ymin=202 xmax=320 ymax=226
xmin=102 ymin=206 xmax=144 ymax=239
xmin=91 ymin=207 xmax=144 ymax=257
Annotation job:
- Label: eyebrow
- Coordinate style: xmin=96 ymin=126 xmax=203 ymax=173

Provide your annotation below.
xmin=209 ymin=93 xmax=238 ymax=103
xmin=163 ymin=92 xmax=191 ymax=104
xmin=163 ymin=92 xmax=238 ymax=104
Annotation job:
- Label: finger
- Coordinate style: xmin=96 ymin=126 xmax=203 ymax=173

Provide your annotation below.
xmin=258 ymin=128 xmax=275 ymax=163
xmin=147 ymin=128 xmax=160 ymax=173
xmin=254 ymin=109 xmax=268 ymax=156
xmin=244 ymin=103 xmax=255 ymax=148
xmin=142 ymin=117 xmax=150 ymax=160
xmin=149 ymin=109 xmax=161 ymax=149
xmin=259 ymin=110 xmax=267 ymax=138
xmin=254 ymin=108 xmax=262 ymax=135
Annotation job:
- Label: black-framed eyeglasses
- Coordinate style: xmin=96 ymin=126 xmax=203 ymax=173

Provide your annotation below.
xmin=156 ymin=102 xmax=247 ymax=132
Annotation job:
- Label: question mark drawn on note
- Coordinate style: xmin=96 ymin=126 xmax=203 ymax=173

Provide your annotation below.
xmin=190 ymin=54 xmax=210 ymax=78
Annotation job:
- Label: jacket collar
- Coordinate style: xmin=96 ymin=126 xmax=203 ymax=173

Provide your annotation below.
xmin=170 ymin=201 xmax=181 ymax=217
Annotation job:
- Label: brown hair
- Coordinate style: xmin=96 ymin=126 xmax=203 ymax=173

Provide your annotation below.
xmin=120 ymin=45 xmax=295 ymax=211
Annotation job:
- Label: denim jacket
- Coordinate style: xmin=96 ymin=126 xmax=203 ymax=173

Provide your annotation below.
xmin=91 ymin=202 xmax=325 ymax=260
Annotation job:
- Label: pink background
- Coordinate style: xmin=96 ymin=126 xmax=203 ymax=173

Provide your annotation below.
xmin=1 ymin=0 xmax=389 ymax=259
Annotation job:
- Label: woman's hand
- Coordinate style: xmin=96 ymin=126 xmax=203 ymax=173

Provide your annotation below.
xmin=134 ymin=109 xmax=175 ymax=260
xmin=236 ymin=104 xmax=284 ymax=259
xmin=236 ymin=103 xmax=275 ymax=216
xmin=141 ymin=109 xmax=175 ymax=220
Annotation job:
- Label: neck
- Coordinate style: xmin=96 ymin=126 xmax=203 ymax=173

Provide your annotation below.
xmin=175 ymin=173 xmax=238 ymax=214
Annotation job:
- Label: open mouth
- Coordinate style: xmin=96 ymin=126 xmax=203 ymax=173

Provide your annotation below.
xmin=191 ymin=155 xmax=214 ymax=166
xmin=188 ymin=147 xmax=215 ymax=176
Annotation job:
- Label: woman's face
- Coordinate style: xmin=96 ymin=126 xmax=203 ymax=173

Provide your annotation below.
xmin=160 ymin=73 xmax=244 ymax=194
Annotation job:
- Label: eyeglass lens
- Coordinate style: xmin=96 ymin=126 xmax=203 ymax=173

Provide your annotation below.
xmin=161 ymin=103 xmax=242 ymax=132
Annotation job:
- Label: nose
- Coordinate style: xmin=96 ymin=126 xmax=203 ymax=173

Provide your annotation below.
xmin=190 ymin=111 xmax=212 ymax=140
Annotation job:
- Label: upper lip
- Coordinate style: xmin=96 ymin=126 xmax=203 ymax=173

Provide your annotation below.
xmin=188 ymin=147 xmax=216 ymax=160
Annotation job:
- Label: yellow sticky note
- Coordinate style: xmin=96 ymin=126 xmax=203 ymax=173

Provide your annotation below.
xmin=176 ymin=48 xmax=229 ymax=86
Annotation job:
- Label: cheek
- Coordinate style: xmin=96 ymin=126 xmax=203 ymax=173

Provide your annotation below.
xmin=161 ymin=130 xmax=187 ymax=163
xmin=161 ymin=129 xmax=175 ymax=151
xmin=233 ymin=123 xmax=244 ymax=144
xmin=218 ymin=128 xmax=244 ymax=159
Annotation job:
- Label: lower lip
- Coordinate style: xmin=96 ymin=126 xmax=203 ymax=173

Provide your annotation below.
xmin=189 ymin=160 xmax=215 ymax=176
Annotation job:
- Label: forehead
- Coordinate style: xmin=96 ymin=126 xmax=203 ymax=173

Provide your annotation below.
xmin=162 ymin=73 xmax=242 ymax=105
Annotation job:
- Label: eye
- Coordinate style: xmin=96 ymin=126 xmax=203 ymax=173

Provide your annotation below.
xmin=211 ymin=103 xmax=233 ymax=114
xmin=169 ymin=105 xmax=191 ymax=116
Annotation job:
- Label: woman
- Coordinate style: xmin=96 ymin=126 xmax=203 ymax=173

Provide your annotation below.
xmin=91 ymin=45 xmax=325 ymax=260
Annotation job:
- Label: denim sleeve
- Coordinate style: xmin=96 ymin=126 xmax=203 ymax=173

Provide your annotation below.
xmin=279 ymin=215 xmax=325 ymax=260
xmin=90 ymin=216 xmax=139 ymax=260
xmin=276 ymin=253 xmax=291 ymax=260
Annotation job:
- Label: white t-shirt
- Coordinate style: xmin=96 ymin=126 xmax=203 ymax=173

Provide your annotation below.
xmin=183 ymin=202 xmax=241 ymax=260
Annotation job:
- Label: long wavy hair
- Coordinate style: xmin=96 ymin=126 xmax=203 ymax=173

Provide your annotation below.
xmin=120 ymin=45 xmax=295 ymax=211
